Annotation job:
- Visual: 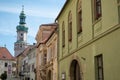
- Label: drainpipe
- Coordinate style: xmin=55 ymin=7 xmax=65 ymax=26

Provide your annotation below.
xmin=55 ymin=20 xmax=60 ymax=80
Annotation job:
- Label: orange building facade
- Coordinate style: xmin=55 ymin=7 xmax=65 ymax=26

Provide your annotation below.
xmin=35 ymin=23 xmax=58 ymax=80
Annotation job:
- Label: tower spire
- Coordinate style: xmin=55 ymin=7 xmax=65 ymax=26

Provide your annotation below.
xmin=19 ymin=5 xmax=26 ymax=24
xmin=14 ymin=6 xmax=28 ymax=57
xmin=16 ymin=5 xmax=28 ymax=32
xmin=22 ymin=5 xmax=24 ymax=12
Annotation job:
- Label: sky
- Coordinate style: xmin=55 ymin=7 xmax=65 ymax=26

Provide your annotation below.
xmin=0 ymin=0 xmax=65 ymax=56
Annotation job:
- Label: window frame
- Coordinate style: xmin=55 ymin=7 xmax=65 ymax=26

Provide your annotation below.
xmin=117 ymin=0 xmax=120 ymax=22
xmin=77 ymin=0 xmax=82 ymax=34
xmin=21 ymin=33 xmax=23 ymax=36
xmin=68 ymin=11 xmax=72 ymax=42
xmin=43 ymin=51 xmax=47 ymax=65
xmin=94 ymin=0 xmax=102 ymax=20
xmin=62 ymin=21 xmax=65 ymax=47
xmin=5 ymin=62 xmax=8 ymax=67
xmin=95 ymin=54 xmax=104 ymax=80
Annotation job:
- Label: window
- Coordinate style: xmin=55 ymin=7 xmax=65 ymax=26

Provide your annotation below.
xmin=52 ymin=44 xmax=55 ymax=58
xmin=21 ymin=33 xmax=23 ymax=36
xmin=43 ymin=50 xmax=47 ymax=65
xmin=20 ymin=45 xmax=22 ymax=48
xmin=20 ymin=37 xmax=23 ymax=41
xmin=62 ymin=22 xmax=65 ymax=47
xmin=5 ymin=63 xmax=8 ymax=67
xmin=68 ymin=11 xmax=72 ymax=41
xmin=32 ymin=64 xmax=34 ymax=72
xmin=4 ymin=71 xmax=7 ymax=74
xmin=77 ymin=0 xmax=82 ymax=34
xmin=44 ymin=54 xmax=47 ymax=64
xmin=118 ymin=0 xmax=120 ymax=22
xmin=95 ymin=54 xmax=104 ymax=80
xmin=12 ymin=63 xmax=16 ymax=67
xmin=48 ymin=47 xmax=52 ymax=62
xmin=118 ymin=0 xmax=120 ymax=3
xmin=94 ymin=0 xmax=102 ymax=20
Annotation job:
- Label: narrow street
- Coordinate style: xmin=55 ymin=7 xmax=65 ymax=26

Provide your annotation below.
xmin=0 ymin=0 xmax=120 ymax=80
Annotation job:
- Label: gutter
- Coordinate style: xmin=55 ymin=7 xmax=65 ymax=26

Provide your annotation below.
xmin=55 ymin=0 xmax=69 ymax=21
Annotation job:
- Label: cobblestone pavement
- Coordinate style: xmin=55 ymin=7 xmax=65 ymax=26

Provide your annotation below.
xmin=0 ymin=77 xmax=20 ymax=80
xmin=6 ymin=77 xmax=20 ymax=80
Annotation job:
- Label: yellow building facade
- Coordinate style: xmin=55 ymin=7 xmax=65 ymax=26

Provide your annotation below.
xmin=56 ymin=0 xmax=120 ymax=80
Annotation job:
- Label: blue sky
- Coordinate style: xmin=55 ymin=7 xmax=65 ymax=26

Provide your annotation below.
xmin=0 ymin=0 xmax=65 ymax=56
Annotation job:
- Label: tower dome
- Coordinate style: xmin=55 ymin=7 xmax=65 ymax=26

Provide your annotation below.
xmin=16 ymin=5 xmax=28 ymax=32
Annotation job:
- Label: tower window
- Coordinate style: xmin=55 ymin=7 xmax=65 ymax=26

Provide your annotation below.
xmin=20 ymin=44 xmax=22 ymax=48
xmin=21 ymin=33 xmax=23 ymax=36
xmin=20 ymin=37 xmax=23 ymax=41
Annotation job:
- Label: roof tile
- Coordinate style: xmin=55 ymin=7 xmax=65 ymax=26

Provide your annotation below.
xmin=0 ymin=47 xmax=14 ymax=60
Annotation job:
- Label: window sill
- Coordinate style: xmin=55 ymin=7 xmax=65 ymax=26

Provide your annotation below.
xmin=77 ymin=31 xmax=82 ymax=36
xmin=93 ymin=17 xmax=102 ymax=26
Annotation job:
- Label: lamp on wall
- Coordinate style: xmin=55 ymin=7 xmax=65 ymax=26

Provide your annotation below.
xmin=61 ymin=72 xmax=66 ymax=80
xmin=81 ymin=57 xmax=86 ymax=61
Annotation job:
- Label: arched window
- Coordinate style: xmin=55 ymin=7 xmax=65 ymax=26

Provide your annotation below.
xmin=62 ymin=21 xmax=65 ymax=47
xmin=77 ymin=0 xmax=82 ymax=34
xmin=68 ymin=11 xmax=72 ymax=41
xmin=94 ymin=0 xmax=102 ymax=20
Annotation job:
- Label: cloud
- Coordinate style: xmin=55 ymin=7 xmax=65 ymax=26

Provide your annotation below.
xmin=26 ymin=7 xmax=59 ymax=18
xmin=0 ymin=5 xmax=59 ymax=19
xmin=0 ymin=29 xmax=16 ymax=36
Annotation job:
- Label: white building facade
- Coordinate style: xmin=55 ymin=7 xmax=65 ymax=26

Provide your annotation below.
xmin=0 ymin=47 xmax=16 ymax=79
xmin=21 ymin=45 xmax=36 ymax=80
xmin=27 ymin=46 xmax=36 ymax=80
xmin=0 ymin=60 xmax=16 ymax=78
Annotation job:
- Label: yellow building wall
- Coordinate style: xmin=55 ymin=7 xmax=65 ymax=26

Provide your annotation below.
xmin=59 ymin=27 xmax=120 ymax=80
xmin=57 ymin=0 xmax=120 ymax=80
xmin=58 ymin=0 xmax=78 ymax=59
xmin=93 ymin=0 xmax=119 ymax=36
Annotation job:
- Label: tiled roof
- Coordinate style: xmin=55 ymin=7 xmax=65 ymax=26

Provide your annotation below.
xmin=0 ymin=47 xmax=14 ymax=60
xmin=36 ymin=23 xmax=57 ymax=47
xmin=17 ymin=45 xmax=36 ymax=57
xmin=41 ymin=23 xmax=57 ymax=42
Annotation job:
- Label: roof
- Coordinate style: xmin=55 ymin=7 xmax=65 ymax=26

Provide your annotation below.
xmin=36 ymin=23 xmax=57 ymax=48
xmin=55 ymin=0 xmax=69 ymax=21
xmin=0 ymin=47 xmax=14 ymax=60
xmin=41 ymin=23 xmax=58 ymax=26
xmin=16 ymin=25 xmax=28 ymax=32
xmin=16 ymin=45 xmax=36 ymax=57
